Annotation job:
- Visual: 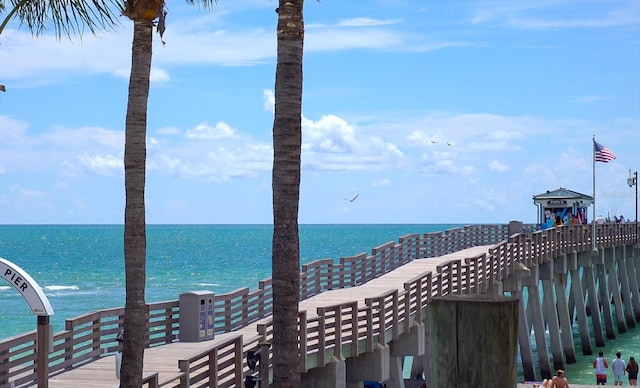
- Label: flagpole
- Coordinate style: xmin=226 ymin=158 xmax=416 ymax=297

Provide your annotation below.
xmin=592 ymin=135 xmax=596 ymax=250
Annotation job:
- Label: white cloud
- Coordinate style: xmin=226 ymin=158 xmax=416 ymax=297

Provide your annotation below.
xmin=1 ymin=2 xmax=465 ymax=87
xmin=2 ymin=106 xmax=620 ymax=190
xmin=303 ymin=114 xmax=357 ymax=153
xmin=263 ymin=89 xmax=275 ymax=113
xmin=78 ymin=153 xmax=123 ymax=176
xmin=489 ymin=160 xmax=508 ymax=172
xmin=471 ymin=1 xmax=640 ymax=30
xmin=0 ymin=28 xmax=132 ymax=83
xmin=407 ymin=131 xmax=435 ymax=146
xmin=114 ymin=67 xmax=171 ymax=84
xmin=372 ymin=178 xmax=391 ymax=188
xmin=302 ymin=114 xmax=404 ymax=171
xmin=185 ymin=122 xmax=236 ymax=139
xmin=0 ymin=23 xmax=276 ymax=83
xmin=487 ymin=130 xmax=522 ymax=141
xmin=305 ymin=28 xmax=404 ymax=52
xmin=155 ymin=126 xmax=182 ymax=135
xmin=0 ymin=121 xmax=124 ymax=175
xmin=41 ymin=126 xmax=124 ymax=150
xmin=573 ymin=95 xmax=612 ymax=103
xmin=5 ymin=184 xmax=48 ymax=203
xmin=335 ymin=18 xmax=403 ymax=27
xmin=153 ymin=142 xmax=273 ymax=182
xmin=1 ymin=98 xmax=412 ymax=183
xmin=460 ymin=165 xmax=476 ymax=175
xmin=402 ymin=112 xmax=564 ymax=154
xmin=0 ymin=115 xmax=30 ymax=139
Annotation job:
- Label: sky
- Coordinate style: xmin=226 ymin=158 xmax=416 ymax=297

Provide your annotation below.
xmin=0 ymin=0 xmax=639 ymax=225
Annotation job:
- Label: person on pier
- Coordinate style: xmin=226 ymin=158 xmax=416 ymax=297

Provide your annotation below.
xmin=626 ymin=356 xmax=638 ymax=386
xmin=553 ymin=215 xmax=564 ymax=227
xmin=594 ymin=350 xmax=609 ymax=385
xmin=612 ymin=351 xmax=627 ymax=386
xmin=536 ymin=370 xmax=570 ymax=388
xmin=548 ymin=370 xmax=570 ymax=388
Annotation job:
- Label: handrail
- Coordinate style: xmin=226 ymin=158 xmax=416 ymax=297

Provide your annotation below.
xmin=177 ymin=334 xmax=244 ymax=387
xmin=1 ymin=222 xmax=638 ymax=387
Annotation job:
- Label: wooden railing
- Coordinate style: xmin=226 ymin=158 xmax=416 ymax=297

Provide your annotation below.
xmin=1 ymin=222 xmax=638 ymax=387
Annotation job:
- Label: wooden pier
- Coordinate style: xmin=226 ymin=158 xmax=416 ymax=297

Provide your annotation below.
xmin=44 ymin=246 xmax=490 ymax=388
xmin=1 ymin=222 xmax=639 ymax=387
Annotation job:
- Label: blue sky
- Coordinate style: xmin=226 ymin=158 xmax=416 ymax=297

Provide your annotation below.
xmin=1 ymin=0 xmax=639 ymax=225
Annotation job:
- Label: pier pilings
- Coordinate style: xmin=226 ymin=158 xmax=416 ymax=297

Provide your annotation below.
xmin=506 ymin=241 xmax=640 ymax=382
xmin=569 ymin=252 xmax=592 ymax=356
xmin=628 ymin=246 xmax=640 ymax=320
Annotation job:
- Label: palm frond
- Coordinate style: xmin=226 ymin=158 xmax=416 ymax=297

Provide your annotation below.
xmin=183 ymin=0 xmax=216 ymax=12
xmin=2 ymin=0 xmax=121 ymax=39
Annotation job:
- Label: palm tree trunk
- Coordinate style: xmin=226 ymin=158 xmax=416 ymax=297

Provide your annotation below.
xmin=271 ymin=1 xmax=304 ymax=387
xmin=121 ymin=17 xmax=152 ymax=388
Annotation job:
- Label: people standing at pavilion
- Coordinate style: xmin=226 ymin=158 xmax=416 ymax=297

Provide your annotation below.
xmin=553 ymin=215 xmax=564 ymax=227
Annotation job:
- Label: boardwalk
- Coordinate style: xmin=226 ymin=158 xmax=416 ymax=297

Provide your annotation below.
xmin=47 ymin=245 xmax=491 ymax=387
xmin=2 ymin=222 xmax=639 ymax=387
xmin=298 ymin=245 xmax=490 ymax=313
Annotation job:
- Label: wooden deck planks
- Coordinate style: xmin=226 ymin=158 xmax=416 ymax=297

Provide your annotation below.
xmin=47 ymin=245 xmax=491 ymax=386
xmin=48 ymin=333 xmax=241 ymax=387
xmin=298 ymin=245 xmax=489 ymax=314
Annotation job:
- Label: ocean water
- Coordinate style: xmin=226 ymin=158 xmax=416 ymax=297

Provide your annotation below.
xmin=0 ymin=224 xmax=461 ymax=337
xmin=0 ymin=224 xmax=638 ymax=385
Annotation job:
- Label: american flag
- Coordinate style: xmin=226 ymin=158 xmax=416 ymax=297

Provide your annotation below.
xmin=594 ymin=140 xmax=616 ymax=163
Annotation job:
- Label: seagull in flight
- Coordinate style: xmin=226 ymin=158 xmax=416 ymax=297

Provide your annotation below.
xmin=430 ymin=139 xmax=436 ymax=144
xmin=446 ymin=142 xmax=453 ymax=146
xmin=343 ymin=194 xmax=359 ymax=203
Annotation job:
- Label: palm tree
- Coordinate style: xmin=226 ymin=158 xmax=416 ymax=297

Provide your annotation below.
xmin=118 ymin=4 xmax=157 ymax=385
xmin=271 ymin=0 xmax=304 ymax=386
xmin=2 ymin=0 xmax=214 ymax=386
xmin=2 ymin=0 xmax=159 ymax=384
xmin=117 ymin=0 xmax=212 ymax=386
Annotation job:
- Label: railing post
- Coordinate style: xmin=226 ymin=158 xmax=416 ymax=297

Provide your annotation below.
xmin=334 ymin=305 xmax=343 ymax=361
xmin=178 ymin=359 xmax=190 ymax=388
xmin=317 ymin=307 xmax=327 ymax=367
xmin=258 ymin=340 xmax=271 ymax=387
xmin=350 ymin=304 xmax=358 ymax=358
xmin=402 ymin=288 xmax=411 ymax=333
xmin=298 ymin=311 xmax=308 ymax=372
xmin=92 ymin=317 xmax=101 ymax=355
xmin=392 ymin=290 xmax=399 ymax=340
xmin=234 ymin=336 xmax=243 ymax=388
xmin=36 ymin=315 xmax=50 ymax=388
xmin=0 ymin=348 xmax=7 ymax=386
xmin=365 ymin=305 xmax=374 ymax=352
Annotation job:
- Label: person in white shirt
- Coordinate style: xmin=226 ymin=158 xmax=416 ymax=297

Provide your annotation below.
xmin=594 ymin=351 xmax=609 ymax=385
xmin=596 ymin=214 xmax=606 ymax=224
xmin=612 ymin=351 xmax=627 ymax=386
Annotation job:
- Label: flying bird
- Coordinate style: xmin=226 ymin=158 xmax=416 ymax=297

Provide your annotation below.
xmin=430 ymin=139 xmax=436 ymax=144
xmin=446 ymin=142 xmax=453 ymax=146
xmin=343 ymin=194 xmax=359 ymax=203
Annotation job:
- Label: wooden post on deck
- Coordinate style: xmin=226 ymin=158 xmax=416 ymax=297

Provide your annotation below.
xmin=429 ymin=294 xmax=519 ymax=387
xmin=37 ymin=315 xmax=50 ymax=388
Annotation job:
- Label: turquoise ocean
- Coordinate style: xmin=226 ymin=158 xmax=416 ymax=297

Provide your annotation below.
xmin=1 ymin=224 xmax=638 ymax=385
